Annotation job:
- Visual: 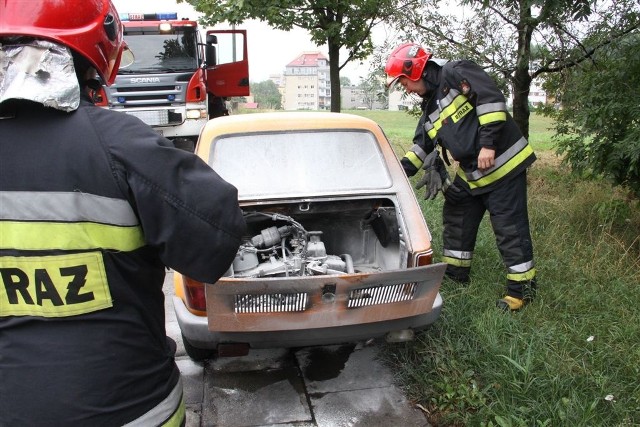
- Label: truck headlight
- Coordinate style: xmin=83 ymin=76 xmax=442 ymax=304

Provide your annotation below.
xmin=186 ymin=109 xmax=207 ymax=119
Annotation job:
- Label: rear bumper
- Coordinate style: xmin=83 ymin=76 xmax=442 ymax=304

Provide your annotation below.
xmin=173 ymin=292 xmax=443 ymax=350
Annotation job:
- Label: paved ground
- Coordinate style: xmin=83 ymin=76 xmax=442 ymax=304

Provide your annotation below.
xmin=164 ymin=270 xmax=430 ymax=427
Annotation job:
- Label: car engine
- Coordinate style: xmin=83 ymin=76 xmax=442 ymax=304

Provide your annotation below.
xmin=229 ymin=212 xmax=356 ymax=278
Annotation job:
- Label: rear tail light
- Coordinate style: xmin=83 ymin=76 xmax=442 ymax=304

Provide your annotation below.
xmin=182 ymin=276 xmax=207 ymax=314
xmin=412 ymin=251 xmax=433 ymax=267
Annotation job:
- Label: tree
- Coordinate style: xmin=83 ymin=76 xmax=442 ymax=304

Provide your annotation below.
xmin=250 ymin=80 xmax=282 ymax=109
xmin=180 ymin=0 xmax=420 ymax=112
xmin=358 ymin=72 xmax=387 ymax=110
xmin=386 ymin=0 xmax=640 ymax=139
xmin=542 ymin=34 xmax=640 ymax=197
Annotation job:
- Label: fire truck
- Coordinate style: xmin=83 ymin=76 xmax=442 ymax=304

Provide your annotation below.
xmin=97 ymin=12 xmax=250 ymax=152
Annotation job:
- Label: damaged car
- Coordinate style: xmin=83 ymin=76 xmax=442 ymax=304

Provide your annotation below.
xmin=173 ymin=112 xmax=446 ymax=360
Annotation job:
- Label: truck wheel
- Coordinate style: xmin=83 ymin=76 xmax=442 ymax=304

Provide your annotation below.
xmin=181 ymin=333 xmax=216 ymax=361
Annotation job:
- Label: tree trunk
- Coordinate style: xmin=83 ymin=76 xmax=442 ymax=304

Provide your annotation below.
xmin=328 ymin=40 xmax=341 ymax=112
xmin=512 ymin=67 xmax=532 ymax=140
xmin=512 ymin=0 xmax=534 ymax=140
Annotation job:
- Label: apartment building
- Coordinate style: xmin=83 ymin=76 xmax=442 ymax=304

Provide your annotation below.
xmin=281 ymin=52 xmax=331 ymax=110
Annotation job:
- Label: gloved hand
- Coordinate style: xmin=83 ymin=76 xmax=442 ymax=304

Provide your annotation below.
xmin=443 ymin=180 xmax=468 ymax=204
xmin=415 ymin=151 xmax=448 ymax=200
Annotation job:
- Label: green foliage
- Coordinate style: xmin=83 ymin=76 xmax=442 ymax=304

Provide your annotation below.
xmin=382 ymin=0 xmax=640 ymax=139
xmin=249 ymin=80 xmax=282 ymax=110
xmin=545 ymin=34 xmax=640 ymax=197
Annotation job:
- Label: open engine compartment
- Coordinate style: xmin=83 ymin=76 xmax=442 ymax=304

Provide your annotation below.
xmin=228 ymin=198 xmax=408 ymax=278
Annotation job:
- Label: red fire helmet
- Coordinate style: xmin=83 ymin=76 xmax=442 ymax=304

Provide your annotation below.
xmin=0 ymin=0 xmax=125 ymax=85
xmin=385 ymin=43 xmax=433 ymax=87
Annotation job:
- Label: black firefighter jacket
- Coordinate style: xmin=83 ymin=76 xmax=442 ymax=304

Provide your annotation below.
xmin=0 ymin=98 xmax=246 ymax=426
xmin=401 ymin=60 xmax=536 ymax=195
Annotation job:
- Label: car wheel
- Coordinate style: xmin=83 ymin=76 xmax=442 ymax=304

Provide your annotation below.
xmin=181 ymin=333 xmax=216 ymax=361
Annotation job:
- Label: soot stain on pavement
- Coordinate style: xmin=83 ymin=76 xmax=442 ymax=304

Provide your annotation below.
xmin=301 ymin=344 xmax=356 ymax=382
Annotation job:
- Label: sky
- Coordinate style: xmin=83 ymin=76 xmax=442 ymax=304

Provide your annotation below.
xmin=111 ymin=0 xmax=376 ymax=83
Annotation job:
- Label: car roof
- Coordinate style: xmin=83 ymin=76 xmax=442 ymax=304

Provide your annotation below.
xmin=199 ymin=111 xmax=383 ymax=137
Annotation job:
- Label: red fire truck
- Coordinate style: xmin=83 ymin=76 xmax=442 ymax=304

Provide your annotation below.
xmin=97 ymin=12 xmax=249 ymax=151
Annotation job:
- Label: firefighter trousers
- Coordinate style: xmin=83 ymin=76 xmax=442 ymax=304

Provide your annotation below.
xmin=442 ymin=171 xmax=536 ymax=299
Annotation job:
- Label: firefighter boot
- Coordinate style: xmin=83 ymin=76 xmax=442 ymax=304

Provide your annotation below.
xmin=444 ymin=265 xmax=470 ymax=285
xmin=496 ymin=279 xmax=537 ymax=311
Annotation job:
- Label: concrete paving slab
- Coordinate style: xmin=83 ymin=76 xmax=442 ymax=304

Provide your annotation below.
xmin=210 ymin=348 xmax=294 ymax=373
xmin=296 ymin=343 xmax=396 ymax=393
xmin=176 ymin=358 xmax=204 ymax=404
xmin=309 ymin=386 xmax=429 ymax=427
xmin=185 ymin=404 xmax=202 ymax=427
xmin=202 ymin=364 xmax=312 ymax=426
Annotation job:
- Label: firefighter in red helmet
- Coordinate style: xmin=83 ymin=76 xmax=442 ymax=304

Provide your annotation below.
xmin=386 ymin=43 xmax=537 ymax=311
xmin=0 ymin=1 xmax=246 ymax=425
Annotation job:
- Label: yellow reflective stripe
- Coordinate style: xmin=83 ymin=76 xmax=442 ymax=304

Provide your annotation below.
xmin=0 ymin=252 xmax=112 ymax=317
xmin=507 ymin=268 xmax=536 ymax=282
xmin=442 ymin=255 xmax=472 ymax=267
xmin=439 ymin=94 xmax=469 ymax=122
xmin=161 ymin=398 xmax=186 ymax=427
xmin=452 ymin=102 xmax=473 ymax=123
xmin=427 ymin=126 xmax=438 ymax=140
xmin=458 ymin=144 xmax=535 ymax=189
xmin=404 ymin=151 xmax=423 ymax=169
xmin=0 ymin=221 xmax=145 ymax=251
xmin=478 ymin=111 xmax=507 ymax=126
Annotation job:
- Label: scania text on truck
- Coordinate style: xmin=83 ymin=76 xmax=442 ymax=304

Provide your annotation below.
xmin=96 ymin=12 xmax=250 ymax=152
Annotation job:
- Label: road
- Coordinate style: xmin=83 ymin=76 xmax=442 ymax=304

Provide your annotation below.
xmin=163 ymin=270 xmax=431 ymax=427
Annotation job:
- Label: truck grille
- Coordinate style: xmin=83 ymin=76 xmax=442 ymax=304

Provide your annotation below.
xmin=347 ymin=283 xmax=417 ymax=308
xmin=125 ymin=110 xmax=169 ymax=126
xmin=234 ymin=292 xmax=308 ymax=313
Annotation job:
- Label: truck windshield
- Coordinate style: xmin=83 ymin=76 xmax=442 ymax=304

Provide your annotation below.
xmin=121 ymin=29 xmax=199 ymax=73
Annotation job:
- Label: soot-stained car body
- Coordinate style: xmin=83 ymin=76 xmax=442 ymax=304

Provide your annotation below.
xmin=173 ymin=112 xmax=446 ymax=360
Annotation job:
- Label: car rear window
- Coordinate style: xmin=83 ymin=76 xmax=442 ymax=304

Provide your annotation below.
xmin=208 ymin=130 xmax=393 ymax=198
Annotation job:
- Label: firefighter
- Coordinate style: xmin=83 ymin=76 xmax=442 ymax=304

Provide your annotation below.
xmin=0 ymin=1 xmax=246 ymax=425
xmin=385 ymin=43 xmax=537 ymax=311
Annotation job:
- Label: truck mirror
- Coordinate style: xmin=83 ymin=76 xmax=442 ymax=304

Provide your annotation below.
xmin=205 ymin=34 xmax=218 ymax=66
xmin=205 ymin=45 xmax=217 ymax=67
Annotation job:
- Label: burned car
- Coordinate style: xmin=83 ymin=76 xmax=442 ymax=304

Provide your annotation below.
xmin=173 ymin=112 xmax=446 ymax=360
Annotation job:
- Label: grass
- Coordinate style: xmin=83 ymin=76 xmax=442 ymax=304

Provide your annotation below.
xmin=234 ymin=108 xmax=639 ymax=424
xmin=341 ymin=109 xmax=640 ymax=426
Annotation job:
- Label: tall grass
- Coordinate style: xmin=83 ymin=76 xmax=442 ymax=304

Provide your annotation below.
xmin=346 ymin=109 xmax=640 ymax=426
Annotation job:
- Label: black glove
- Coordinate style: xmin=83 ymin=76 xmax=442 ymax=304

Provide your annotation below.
xmin=443 ymin=180 xmax=468 ymax=204
xmin=415 ymin=151 xmax=449 ymax=200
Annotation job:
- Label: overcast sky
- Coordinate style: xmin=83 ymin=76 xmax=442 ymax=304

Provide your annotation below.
xmin=111 ymin=0 xmax=376 ymax=83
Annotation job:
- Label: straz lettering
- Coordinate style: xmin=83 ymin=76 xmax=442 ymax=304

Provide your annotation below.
xmin=452 ymin=102 xmax=472 ymax=123
xmin=1 ymin=265 xmax=92 ymax=306
xmin=0 ymin=253 xmax=112 ymax=317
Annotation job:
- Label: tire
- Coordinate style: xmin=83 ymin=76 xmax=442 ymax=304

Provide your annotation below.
xmin=181 ymin=333 xmax=216 ymax=361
